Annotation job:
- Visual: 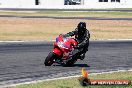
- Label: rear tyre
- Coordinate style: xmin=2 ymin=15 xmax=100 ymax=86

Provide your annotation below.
xmin=44 ymin=52 xmax=56 ymax=66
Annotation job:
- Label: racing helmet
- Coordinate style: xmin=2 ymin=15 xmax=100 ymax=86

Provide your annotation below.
xmin=77 ymin=22 xmax=86 ymax=34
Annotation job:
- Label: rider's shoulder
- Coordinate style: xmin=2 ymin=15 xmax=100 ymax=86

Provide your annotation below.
xmin=85 ymin=28 xmax=89 ymax=32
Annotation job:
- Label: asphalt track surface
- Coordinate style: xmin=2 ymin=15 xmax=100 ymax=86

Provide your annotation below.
xmin=0 ymin=15 xmax=132 ymax=20
xmin=0 ymin=9 xmax=132 ymax=20
xmin=0 ymin=41 xmax=132 ymax=87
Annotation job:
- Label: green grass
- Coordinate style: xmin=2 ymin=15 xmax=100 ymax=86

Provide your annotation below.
xmin=46 ymin=11 xmax=132 ymax=18
xmin=0 ymin=10 xmax=132 ymax=18
xmin=10 ymin=71 xmax=132 ymax=88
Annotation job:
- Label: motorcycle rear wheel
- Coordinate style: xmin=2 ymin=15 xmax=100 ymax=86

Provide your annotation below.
xmin=44 ymin=52 xmax=56 ymax=66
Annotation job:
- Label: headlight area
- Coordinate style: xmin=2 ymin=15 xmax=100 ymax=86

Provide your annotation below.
xmin=57 ymin=42 xmax=69 ymax=50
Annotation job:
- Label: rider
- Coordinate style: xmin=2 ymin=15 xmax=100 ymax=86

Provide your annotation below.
xmin=64 ymin=22 xmax=90 ymax=60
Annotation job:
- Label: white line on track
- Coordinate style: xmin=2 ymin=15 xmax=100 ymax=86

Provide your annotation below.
xmin=1 ymin=40 xmax=132 ymax=88
xmin=3 ymin=69 xmax=132 ymax=88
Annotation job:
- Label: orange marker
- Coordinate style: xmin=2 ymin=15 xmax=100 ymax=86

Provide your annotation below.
xmin=81 ymin=67 xmax=88 ymax=78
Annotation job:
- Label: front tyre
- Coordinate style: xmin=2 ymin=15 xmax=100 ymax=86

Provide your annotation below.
xmin=44 ymin=52 xmax=56 ymax=66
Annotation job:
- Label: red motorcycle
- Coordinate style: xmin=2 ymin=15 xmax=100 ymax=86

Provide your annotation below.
xmin=44 ymin=34 xmax=79 ymax=66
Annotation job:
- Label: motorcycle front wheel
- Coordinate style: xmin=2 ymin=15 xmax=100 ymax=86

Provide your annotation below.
xmin=44 ymin=52 xmax=56 ymax=66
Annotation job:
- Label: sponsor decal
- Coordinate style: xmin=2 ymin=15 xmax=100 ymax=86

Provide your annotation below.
xmin=78 ymin=68 xmax=131 ymax=86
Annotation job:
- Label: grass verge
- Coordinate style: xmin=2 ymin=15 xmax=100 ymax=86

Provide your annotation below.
xmin=0 ymin=10 xmax=132 ymax=41
xmin=0 ymin=18 xmax=132 ymax=41
xmin=0 ymin=10 xmax=132 ymax=18
xmin=10 ymin=71 xmax=132 ymax=88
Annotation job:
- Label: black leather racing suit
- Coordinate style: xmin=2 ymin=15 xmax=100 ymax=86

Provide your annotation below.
xmin=64 ymin=28 xmax=90 ymax=60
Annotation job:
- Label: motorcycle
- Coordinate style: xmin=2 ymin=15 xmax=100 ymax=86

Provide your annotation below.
xmin=44 ymin=34 xmax=79 ymax=66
